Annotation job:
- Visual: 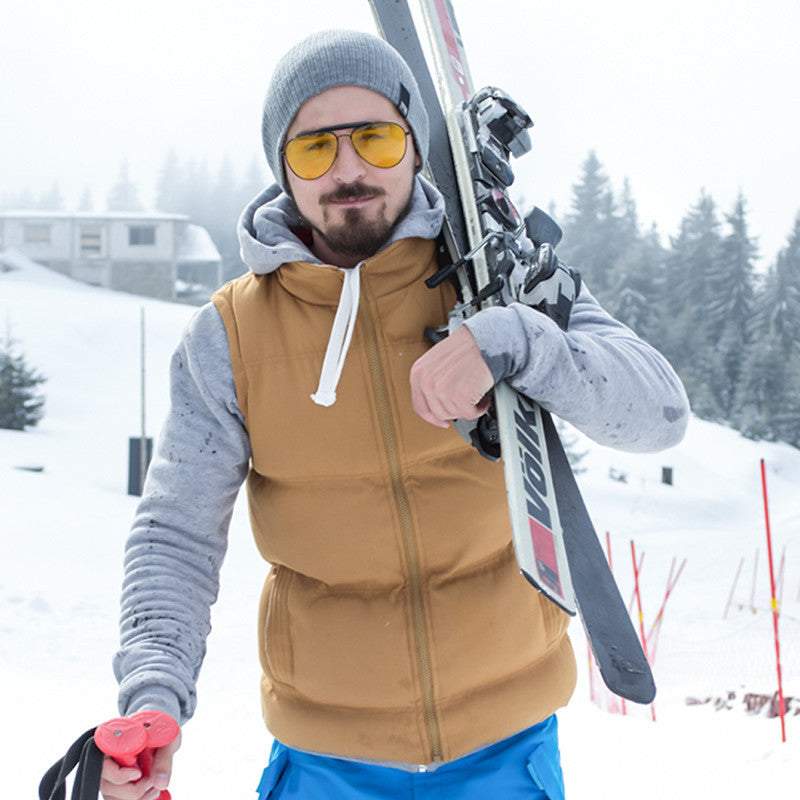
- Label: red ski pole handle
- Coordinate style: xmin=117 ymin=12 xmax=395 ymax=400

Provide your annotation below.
xmin=94 ymin=711 xmax=180 ymax=800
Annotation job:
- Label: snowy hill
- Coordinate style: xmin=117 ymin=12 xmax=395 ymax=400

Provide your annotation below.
xmin=2 ymin=254 xmax=797 ymax=798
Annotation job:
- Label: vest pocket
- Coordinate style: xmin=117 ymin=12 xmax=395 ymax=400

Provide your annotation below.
xmin=263 ymin=566 xmax=294 ymax=683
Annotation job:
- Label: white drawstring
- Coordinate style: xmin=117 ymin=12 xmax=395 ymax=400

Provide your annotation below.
xmin=310 ymin=263 xmax=362 ymax=406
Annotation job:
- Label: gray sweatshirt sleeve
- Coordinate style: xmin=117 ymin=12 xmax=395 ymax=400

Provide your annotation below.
xmin=463 ymin=284 xmax=689 ymax=452
xmin=113 ymin=303 xmax=251 ymax=725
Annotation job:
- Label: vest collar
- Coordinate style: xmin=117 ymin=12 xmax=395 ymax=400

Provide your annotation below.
xmin=275 ymin=237 xmax=436 ymax=305
xmin=276 ymin=238 xmax=436 ymax=407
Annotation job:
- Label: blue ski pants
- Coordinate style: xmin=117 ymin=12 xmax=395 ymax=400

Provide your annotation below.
xmin=256 ymin=714 xmax=565 ymax=799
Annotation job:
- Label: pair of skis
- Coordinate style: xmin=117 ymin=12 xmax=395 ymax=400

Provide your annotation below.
xmin=369 ymin=0 xmax=655 ymax=704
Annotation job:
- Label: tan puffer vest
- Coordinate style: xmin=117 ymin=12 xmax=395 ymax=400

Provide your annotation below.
xmin=212 ymin=237 xmax=575 ymax=765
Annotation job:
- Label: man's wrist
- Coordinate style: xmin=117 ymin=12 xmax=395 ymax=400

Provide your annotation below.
xmin=463 ymin=306 xmax=522 ymax=383
xmin=121 ymin=686 xmax=183 ymax=726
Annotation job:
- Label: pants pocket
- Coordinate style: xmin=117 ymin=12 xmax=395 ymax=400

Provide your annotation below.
xmin=256 ymin=744 xmax=290 ymax=800
xmin=526 ymin=736 xmax=566 ymax=800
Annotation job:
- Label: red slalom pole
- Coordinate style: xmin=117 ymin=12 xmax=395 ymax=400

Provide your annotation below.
xmin=760 ymin=459 xmax=787 ymax=743
xmin=647 ymin=557 xmax=686 ymax=663
xmin=94 ymin=711 xmax=180 ymax=799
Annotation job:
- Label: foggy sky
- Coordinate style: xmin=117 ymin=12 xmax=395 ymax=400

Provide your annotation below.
xmin=2 ymin=0 xmax=798 ymax=267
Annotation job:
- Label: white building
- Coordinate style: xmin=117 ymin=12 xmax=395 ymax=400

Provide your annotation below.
xmin=0 ymin=211 xmax=222 ymax=302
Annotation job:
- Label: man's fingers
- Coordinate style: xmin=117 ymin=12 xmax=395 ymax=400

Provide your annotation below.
xmin=100 ymin=731 xmax=181 ymax=800
xmin=100 ymin=756 xmax=142 ymax=786
xmin=412 ymin=387 xmax=451 ymax=428
xmin=150 ymin=731 xmax=182 ymax=789
xmin=99 ymin=757 xmax=155 ymax=800
xmin=412 ymin=381 xmax=491 ymax=427
xmin=100 ymin=784 xmax=160 ymax=800
xmin=410 ymin=326 xmax=494 ymax=427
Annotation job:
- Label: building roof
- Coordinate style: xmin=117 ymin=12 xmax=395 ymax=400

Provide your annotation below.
xmin=177 ymin=223 xmax=221 ymax=264
xmin=0 ymin=210 xmax=190 ymax=222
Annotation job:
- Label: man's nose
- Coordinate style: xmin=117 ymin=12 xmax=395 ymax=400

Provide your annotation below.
xmin=330 ymin=135 xmax=367 ymax=183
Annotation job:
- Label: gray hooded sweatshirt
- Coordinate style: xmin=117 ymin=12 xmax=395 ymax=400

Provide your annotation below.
xmin=113 ymin=175 xmax=689 ymax=735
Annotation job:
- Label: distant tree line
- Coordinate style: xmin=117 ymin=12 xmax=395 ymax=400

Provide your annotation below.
xmin=4 ymin=150 xmax=800 ymax=448
xmin=151 ymin=151 xmax=268 ymax=282
xmin=1 ymin=153 xmax=270 ymax=283
xmin=555 ymin=151 xmax=800 ymax=449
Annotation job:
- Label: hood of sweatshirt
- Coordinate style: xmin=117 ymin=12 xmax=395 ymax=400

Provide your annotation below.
xmin=237 ymin=174 xmax=445 ymax=274
xmin=235 ymin=174 xmax=445 ymax=407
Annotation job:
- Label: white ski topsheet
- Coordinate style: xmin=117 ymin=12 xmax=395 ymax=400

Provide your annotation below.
xmin=415 ymin=0 xmax=577 ymax=613
xmin=495 ymin=382 xmax=576 ymax=613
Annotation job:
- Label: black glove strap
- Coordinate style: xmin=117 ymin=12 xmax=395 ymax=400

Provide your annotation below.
xmin=39 ymin=728 xmax=105 ymax=800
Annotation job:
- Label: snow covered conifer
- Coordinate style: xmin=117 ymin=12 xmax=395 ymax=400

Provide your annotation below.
xmin=0 ymin=338 xmax=46 ymax=430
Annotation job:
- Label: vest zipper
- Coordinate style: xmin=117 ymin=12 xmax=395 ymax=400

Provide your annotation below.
xmin=359 ymin=292 xmax=443 ymax=763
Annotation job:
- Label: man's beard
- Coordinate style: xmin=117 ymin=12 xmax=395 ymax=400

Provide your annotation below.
xmin=307 ymin=182 xmax=414 ymax=262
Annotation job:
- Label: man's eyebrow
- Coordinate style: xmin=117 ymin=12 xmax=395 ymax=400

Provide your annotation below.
xmin=292 ymin=121 xmax=375 ymax=137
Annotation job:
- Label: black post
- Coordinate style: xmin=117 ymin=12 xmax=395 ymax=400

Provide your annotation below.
xmin=128 ymin=437 xmax=153 ymax=496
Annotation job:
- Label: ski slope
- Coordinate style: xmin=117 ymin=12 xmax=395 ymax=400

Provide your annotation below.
xmin=1 ymin=253 xmax=796 ymax=798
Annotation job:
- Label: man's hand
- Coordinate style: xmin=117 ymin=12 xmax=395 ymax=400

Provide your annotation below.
xmin=100 ymin=730 xmax=181 ymax=800
xmin=410 ymin=325 xmax=494 ymax=428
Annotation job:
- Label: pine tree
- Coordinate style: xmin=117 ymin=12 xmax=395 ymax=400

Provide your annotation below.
xmin=560 ymin=151 xmax=624 ymax=300
xmin=107 ymin=160 xmax=143 ymax=211
xmin=181 ymin=157 xmax=213 ymax=227
xmin=0 ymin=338 xmax=46 ymax=431
xmin=241 ymin=157 xmax=269 ymax=204
xmin=661 ymin=191 xmax=724 ymax=416
xmin=709 ymin=194 xmax=758 ymax=336
xmin=732 ymin=333 xmax=786 ymax=441
xmin=770 ymin=356 xmax=800 ymax=447
xmin=606 ymin=225 xmax=665 ymax=345
xmin=665 ymin=191 xmax=722 ymax=321
xmin=703 ymin=193 xmax=759 ymax=416
xmin=208 ymin=157 xmax=245 ymax=282
xmin=761 ymin=213 xmax=800 ymax=355
xmin=78 ymin=185 xmax=94 ymax=212
xmin=37 ymin=182 xmax=64 ymax=210
xmin=732 ymin=212 xmax=800 ymax=444
xmin=155 ymin=149 xmax=185 ymax=213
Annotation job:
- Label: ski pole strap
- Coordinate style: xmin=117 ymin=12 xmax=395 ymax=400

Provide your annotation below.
xmin=38 ymin=728 xmax=104 ymax=800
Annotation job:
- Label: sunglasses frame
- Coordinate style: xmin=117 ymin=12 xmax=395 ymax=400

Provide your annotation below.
xmin=282 ymin=121 xmax=411 ymax=180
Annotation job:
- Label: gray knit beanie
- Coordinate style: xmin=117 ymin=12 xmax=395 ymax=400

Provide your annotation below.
xmin=262 ymin=29 xmax=429 ymax=189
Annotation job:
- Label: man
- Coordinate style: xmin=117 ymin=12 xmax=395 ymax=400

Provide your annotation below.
xmin=101 ymin=30 xmax=688 ymax=800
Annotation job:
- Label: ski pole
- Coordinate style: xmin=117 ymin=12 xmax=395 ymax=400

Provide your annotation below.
xmin=94 ymin=710 xmax=179 ymax=799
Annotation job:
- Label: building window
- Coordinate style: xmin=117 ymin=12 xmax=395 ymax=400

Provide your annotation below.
xmin=129 ymin=225 xmax=156 ymax=246
xmin=24 ymin=224 xmax=51 ymax=245
xmin=80 ymin=225 xmax=102 ymax=256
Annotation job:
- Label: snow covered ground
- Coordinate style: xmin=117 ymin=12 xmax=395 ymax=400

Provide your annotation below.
xmin=2 ymin=254 xmax=797 ymax=798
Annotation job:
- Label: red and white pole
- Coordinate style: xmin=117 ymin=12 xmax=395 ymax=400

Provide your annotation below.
xmin=760 ymin=459 xmax=786 ymax=743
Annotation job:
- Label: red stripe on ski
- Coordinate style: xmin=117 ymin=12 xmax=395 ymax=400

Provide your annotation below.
xmin=432 ymin=0 xmax=470 ymax=100
xmin=529 ymin=517 xmax=565 ymax=600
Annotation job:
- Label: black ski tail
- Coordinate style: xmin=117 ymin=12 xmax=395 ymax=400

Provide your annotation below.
xmin=542 ymin=410 xmax=656 ymax=703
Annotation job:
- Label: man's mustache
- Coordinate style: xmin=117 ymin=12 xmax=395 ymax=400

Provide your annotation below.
xmin=320 ymin=183 xmax=386 ymax=204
